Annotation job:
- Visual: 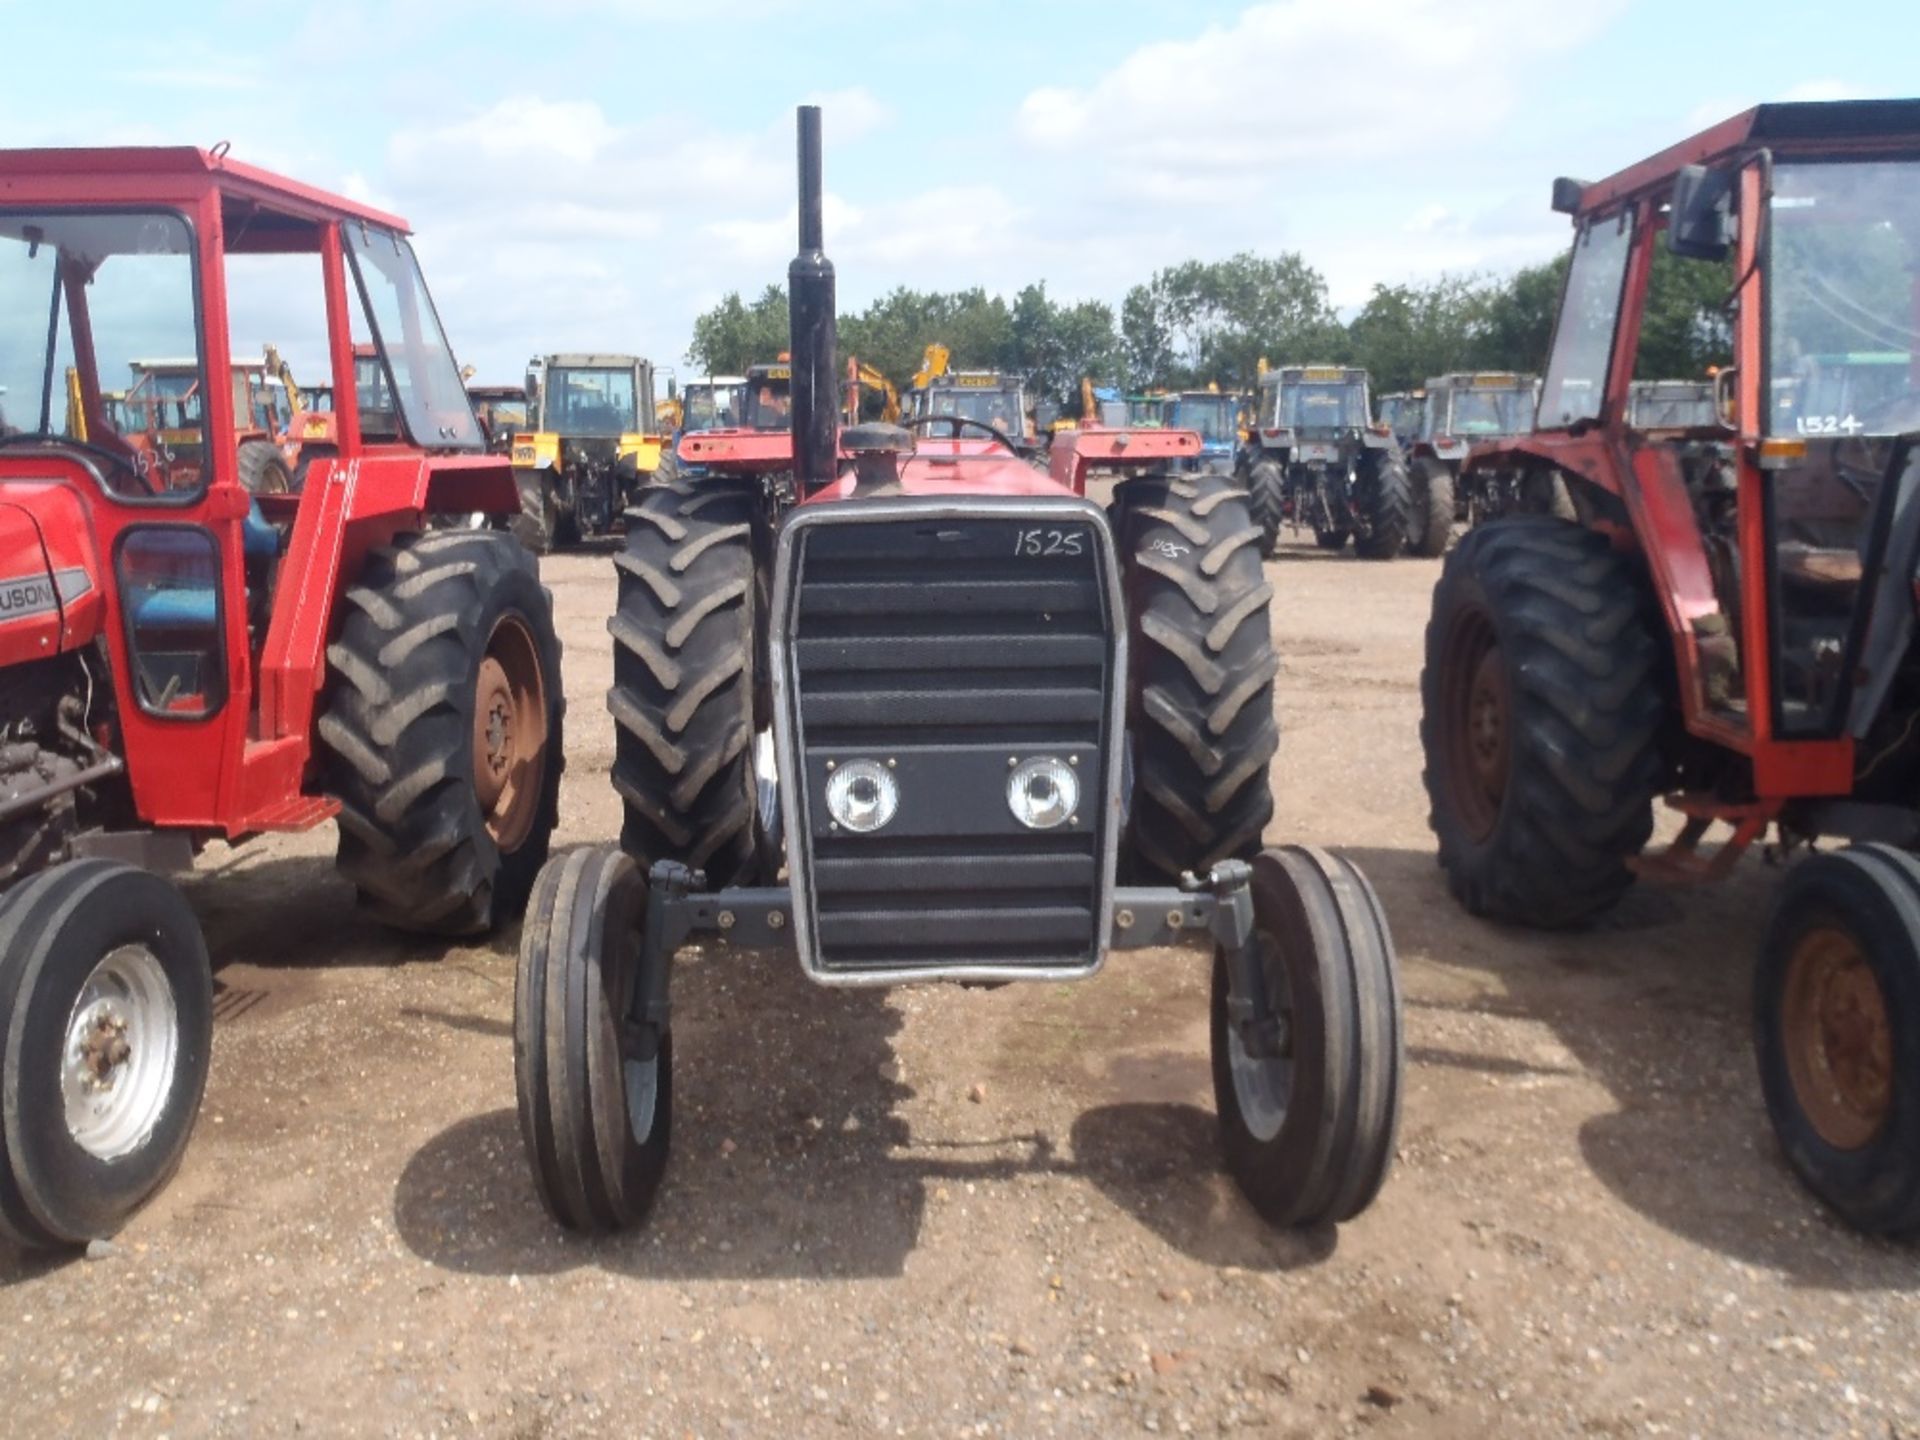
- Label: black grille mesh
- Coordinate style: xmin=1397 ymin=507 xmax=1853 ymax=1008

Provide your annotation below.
xmin=786 ymin=514 xmax=1114 ymax=974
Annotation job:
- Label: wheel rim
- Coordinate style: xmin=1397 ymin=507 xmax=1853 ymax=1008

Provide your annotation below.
xmin=61 ymin=945 xmax=179 ymax=1161
xmin=1782 ymin=926 xmax=1893 ymax=1151
xmin=472 ymin=614 xmax=549 ymax=853
xmin=1439 ymin=608 xmax=1508 ymax=841
xmin=1226 ymin=930 xmax=1294 ymax=1143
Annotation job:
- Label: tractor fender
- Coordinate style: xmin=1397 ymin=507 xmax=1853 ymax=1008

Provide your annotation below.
xmin=0 ymin=491 xmax=103 ymax=664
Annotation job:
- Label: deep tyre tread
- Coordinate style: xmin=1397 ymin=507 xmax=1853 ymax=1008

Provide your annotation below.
xmin=1211 ymin=846 xmax=1402 ymax=1227
xmin=515 ymin=846 xmax=671 ymax=1233
xmin=1246 ymin=459 xmax=1284 ymax=557
xmin=610 ymin=479 xmax=762 ymax=887
xmin=319 ymin=530 xmax=564 ymax=936
xmin=1112 ymin=472 xmax=1278 ymax=883
xmin=1755 ymin=845 xmax=1920 ymax=1235
xmin=1420 ymin=517 xmax=1665 ymax=927
xmin=1352 ymin=447 xmax=1412 ymax=560
xmin=1410 ymin=457 xmax=1454 ymax=558
xmin=237 ymin=438 xmax=292 ymax=496
xmin=0 ymin=861 xmax=213 ymax=1249
xmin=511 ymin=468 xmax=555 ymax=555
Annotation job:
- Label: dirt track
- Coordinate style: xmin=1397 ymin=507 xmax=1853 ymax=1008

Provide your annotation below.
xmin=4 ymin=538 xmax=1918 ymax=1439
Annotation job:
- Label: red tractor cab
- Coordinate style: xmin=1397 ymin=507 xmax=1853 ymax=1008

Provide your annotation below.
xmin=0 ymin=147 xmax=563 ymax=1249
xmin=512 ymin=108 xmax=1403 ymax=1239
xmin=1422 ymin=99 xmax=1920 ymax=1232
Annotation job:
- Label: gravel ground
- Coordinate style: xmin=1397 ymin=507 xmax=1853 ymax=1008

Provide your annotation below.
xmin=3 ymin=535 xmax=1917 ymax=1439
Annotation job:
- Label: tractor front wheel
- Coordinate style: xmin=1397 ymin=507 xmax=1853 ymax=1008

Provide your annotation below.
xmin=1212 ymin=846 xmax=1401 ymax=1227
xmin=319 ymin=530 xmax=564 ymax=935
xmin=1420 ymin=518 xmax=1665 ymax=927
xmin=1112 ymin=472 xmax=1277 ymax=882
xmin=515 ymin=845 xmax=672 ymax=1232
xmin=1245 ymin=459 xmax=1284 ymax=556
xmin=1756 ymin=845 xmax=1920 ymax=1235
xmin=0 ymin=860 xmax=213 ymax=1249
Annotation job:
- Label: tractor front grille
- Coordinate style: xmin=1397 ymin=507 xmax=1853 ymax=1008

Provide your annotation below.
xmin=771 ymin=497 xmax=1122 ymax=983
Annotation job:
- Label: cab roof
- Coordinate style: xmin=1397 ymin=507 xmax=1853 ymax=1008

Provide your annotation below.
xmin=1563 ymin=99 xmax=1920 ymax=218
xmin=0 ymin=146 xmax=411 ymax=233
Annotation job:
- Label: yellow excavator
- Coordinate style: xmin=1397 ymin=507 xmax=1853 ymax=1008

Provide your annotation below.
xmin=847 ymin=358 xmax=900 ymax=423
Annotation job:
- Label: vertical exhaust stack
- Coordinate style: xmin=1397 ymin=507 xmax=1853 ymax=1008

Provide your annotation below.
xmin=789 ymin=105 xmax=838 ymax=494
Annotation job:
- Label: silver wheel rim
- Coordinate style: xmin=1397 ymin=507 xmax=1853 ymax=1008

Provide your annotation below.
xmin=1227 ymin=931 xmax=1292 ymax=1144
xmin=61 ymin=945 xmax=179 ymax=1160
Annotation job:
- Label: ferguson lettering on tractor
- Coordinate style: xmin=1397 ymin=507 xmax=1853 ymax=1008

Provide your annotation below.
xmin=1419 ymin=99 xmax=1920 ymax=1233
xmin=509 ymin=352 xmax=663 ymax=552
xmin=511 ymin=108 xmax=1403 ymax=1236
xmin=0 ymin=147 xmax=563 ymax=1249
xmin=1242 ymin=364 xmax=1411 ymax=559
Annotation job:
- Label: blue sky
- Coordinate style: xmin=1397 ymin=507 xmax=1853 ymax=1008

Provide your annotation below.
xmin=2 ymin=0 xmax=1911 ymax=383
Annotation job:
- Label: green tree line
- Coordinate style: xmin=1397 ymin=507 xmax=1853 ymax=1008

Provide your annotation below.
xmin=687 ymin=245 xmax=1732 ymax=403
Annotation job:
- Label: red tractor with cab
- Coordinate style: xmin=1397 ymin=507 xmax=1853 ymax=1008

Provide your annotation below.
xmin=0 ymin=147 xmax=563 ymax=1249
xmin=512 ymin=109 xmax=1403 ymax=1236
xmin=1422 ymin=99 xmax=1920 ymax=1233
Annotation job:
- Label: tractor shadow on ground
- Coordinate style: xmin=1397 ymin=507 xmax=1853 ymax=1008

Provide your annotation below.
xmin=1346 ymin=844 xmax=1920 ymax=1290
xmin=391 ymin=939 xmax=1337 ymax=1281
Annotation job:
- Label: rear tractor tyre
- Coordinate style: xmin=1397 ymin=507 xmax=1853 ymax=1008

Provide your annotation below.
xmin=515 ymin=845 xmax=672 ymax=1233
xmin=511 ymin=468 xmax=556 ymax=555
xmin=1212 ymin=846 xmax=1402 ymax=1227
xmin=1755 ymin=845 xmax=1920 ymax=1235
xmin=1409 ymin=458 xmax=1455 ymax=558
xmin=1352 ymin=448 xmax=1412 ymax=560
xmin=1245 ymin=459 xmax=1284 ymax=556
xmin=1420 ymin=517 xmax=1664 ymax=927
xmin=0 ymin=860 xmax=213 ymax=1249
xmin=319 ymin=530 xmax=564 ymax=936
xmin=237 ymin=438 xmax=292 ymax=496
xmin=1113 ymin=472 xmax=1277 ymax=883
xmin=610 ymin=479 xmax=765 ymax=889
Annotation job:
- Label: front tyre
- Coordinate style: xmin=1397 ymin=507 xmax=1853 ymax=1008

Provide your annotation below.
xmin=1756 ymin=845 xmax=1920 ymax=1235
xmin=1420 ymin=518 xmax=1664 ymax=927
xmin=319 ymin=530 xmax=564 ymax=936
xmin=0 ymin=861 xmax=213 ymax=1249
xmin=1212 ymin=847 xmax=1402 ymax=1227
xmin=515 ymin=845 xmax=671 ymax=1233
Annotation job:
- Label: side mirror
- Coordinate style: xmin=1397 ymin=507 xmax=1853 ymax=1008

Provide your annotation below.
xmin=1670 ymin=164 xmax=1734 ymax=261
xmin=1714 ymin=366 xmax=1737 ymax=428
xmin=1551 ymin=176 xmax=1589 ymax=216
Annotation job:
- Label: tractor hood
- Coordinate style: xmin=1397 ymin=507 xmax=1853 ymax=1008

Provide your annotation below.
xmin=0 ymin=487 xmax=103 ymax=663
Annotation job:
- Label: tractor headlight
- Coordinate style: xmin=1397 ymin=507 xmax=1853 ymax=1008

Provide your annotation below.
xmin=825 ymin=759 xmax=898 ymax=833
xmin=1007 ymin=756 xmax=1078 ymax=830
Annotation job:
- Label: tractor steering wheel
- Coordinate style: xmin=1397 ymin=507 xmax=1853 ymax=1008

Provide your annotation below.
xmin=0 ymin=432 xmax=160 ymax=496
xmin=904 ymin=413 xmax=1018 ymax=449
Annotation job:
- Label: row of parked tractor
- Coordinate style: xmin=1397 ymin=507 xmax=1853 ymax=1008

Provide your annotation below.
xmin=0 ymin=97 xmax=1916 ymax=1266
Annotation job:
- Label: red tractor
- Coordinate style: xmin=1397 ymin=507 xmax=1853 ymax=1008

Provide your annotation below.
xmin=0 ymin=148 xmax=563 ymax=1248
xmin=511 ymin=108 xmax=1403 ymax=1235
xmin=1421 ymin=99 xmax=1920 ymax=1232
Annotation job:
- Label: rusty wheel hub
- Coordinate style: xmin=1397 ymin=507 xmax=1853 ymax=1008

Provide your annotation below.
xmin=1440 ymin=611 xmax=1508 ymax=841
xmin=472 ymin=616 xmax=548 ymax=853
xmin=1782 ymin=927 xmax=1893 ymax=1151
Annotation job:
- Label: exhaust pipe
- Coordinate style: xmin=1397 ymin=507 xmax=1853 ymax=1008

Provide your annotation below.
xmin=789 ymin=105 xmax=838 ymax=494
